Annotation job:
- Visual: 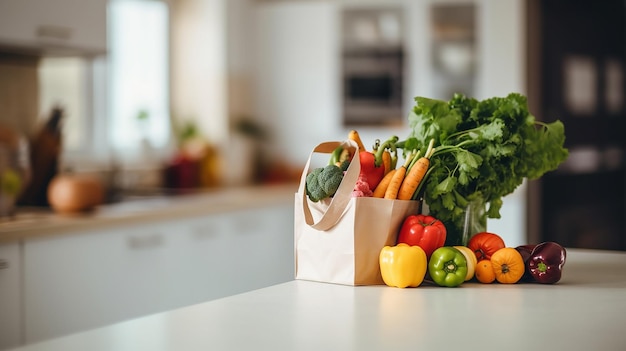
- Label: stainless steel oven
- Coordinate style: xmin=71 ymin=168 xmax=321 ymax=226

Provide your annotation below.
xmin=342 ymin=48 xmax=404 ymax=126
xmin=341 ymin=6 xmax=405 ymax=126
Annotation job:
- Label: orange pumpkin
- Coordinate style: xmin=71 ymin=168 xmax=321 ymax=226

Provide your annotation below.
xmin=490 ymin=248 xmax=525 ymax=284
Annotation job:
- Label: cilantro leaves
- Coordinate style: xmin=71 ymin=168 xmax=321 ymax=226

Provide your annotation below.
xmin=407 ymin=93 xmax=569 ymax=243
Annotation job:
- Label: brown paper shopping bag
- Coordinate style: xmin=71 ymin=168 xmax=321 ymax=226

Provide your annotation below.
xmin=294 ymin=140 xmax=421 ymax=286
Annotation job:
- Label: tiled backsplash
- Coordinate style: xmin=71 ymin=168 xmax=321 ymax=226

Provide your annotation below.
xmin=0 ymin=53 xmax=40 ymax=138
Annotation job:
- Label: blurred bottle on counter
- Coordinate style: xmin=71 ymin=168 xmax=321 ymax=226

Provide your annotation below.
xmin=163 ymin=121 xmax=221 ymax=190
xmin=17 ymin=106 xmax=63 ymax=207
xmin=198 ymin=143 xmax=221 ymax=187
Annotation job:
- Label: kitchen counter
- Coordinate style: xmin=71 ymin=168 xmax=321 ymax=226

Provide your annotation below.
xmin=0 ymin=183 xmax=297 ymax=243
xmin=7 ymin=248 xmax=626 ymax=351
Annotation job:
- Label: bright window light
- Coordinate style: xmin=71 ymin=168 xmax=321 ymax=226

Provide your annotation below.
xmin=108 ymin=0 xmax=170 ymax=154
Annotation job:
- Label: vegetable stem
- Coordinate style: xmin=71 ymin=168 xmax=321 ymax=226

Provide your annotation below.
xmin=374 ymin=135 xmax=399 ymax=167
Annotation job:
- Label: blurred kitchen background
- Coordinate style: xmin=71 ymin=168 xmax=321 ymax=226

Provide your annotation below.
xmin=0 ymin=0 xmax=624 ymax=248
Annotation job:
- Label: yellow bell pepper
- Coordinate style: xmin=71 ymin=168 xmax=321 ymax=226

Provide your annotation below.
xmin=379 ymin=243 xmax=428 ymax=288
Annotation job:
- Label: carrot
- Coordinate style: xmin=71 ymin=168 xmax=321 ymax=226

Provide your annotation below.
xmin=382 ymin=150 xmax=392 ymax=174
xmin=373 ymin=136 xmax=398 ymax=174
xmin=384 ymin=151 xmax=416 ymax=200
xmin=348 ymin=130 xmax=367 ymax=152
xmin=397 ymin=139 xmax=436 ymax=200
xmin=372 ymin=169 xmax=397 ymax=198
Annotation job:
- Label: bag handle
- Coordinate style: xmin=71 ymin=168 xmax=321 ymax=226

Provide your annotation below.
xmin=298 ymin=139 xmax=361 ymax=231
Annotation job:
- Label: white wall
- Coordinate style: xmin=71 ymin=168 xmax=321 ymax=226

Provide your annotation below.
xmin=476 ymin=0 xmax=525 ymax=99
xmin=476 ymin=0 xmax=527 ymax=246
xmin=253 ymin=2 xmax=341 ymax=164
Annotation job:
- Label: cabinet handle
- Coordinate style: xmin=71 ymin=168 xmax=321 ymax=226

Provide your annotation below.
xmin=233 ymin=219 xmax=263 ymax=234
xmin=192 ymin=228 xmax=219 ymax=240
xmin=0 ymin=259 xmax=8 ymax=270
xmin=37 ymin=25 xmax=73 ymax=40
xmin=127 ymin=235 xmax=164 ymax=250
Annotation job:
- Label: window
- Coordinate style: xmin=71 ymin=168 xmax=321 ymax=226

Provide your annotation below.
xmin=108 ymin=0 xmax=170 ymax=154
xmin=38 ymin=0 xmax=170 ymax=170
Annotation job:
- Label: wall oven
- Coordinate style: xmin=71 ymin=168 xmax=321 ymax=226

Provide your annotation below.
xmin=342 ymin=48 xmax=404 ymax=126
xmin=340 ymin=6 xmax=405 ymax=127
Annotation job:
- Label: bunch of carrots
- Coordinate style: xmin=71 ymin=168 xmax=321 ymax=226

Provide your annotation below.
xmin=374 ymin=138 xmax=435 ymax=200
xmin=347 ymin=130 xmax=435 ymax=201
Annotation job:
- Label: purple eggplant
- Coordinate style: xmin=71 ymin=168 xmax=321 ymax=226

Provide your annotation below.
xmin=515 ymin=244 xmax=537 ymax=282
xmin=527 ymin=241 xmax=567 ymax=284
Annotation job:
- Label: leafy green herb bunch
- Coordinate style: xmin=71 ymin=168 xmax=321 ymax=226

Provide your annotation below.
xmin=404 ymin=93 xmax=568 ymax=245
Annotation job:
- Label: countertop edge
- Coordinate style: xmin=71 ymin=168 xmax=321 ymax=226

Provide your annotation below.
xmin=0 ymin=183 xmax=299 ymax=243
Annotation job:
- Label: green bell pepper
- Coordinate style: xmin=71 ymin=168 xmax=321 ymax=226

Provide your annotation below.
xmin=428 ymin=246 xmax=468 ymax=287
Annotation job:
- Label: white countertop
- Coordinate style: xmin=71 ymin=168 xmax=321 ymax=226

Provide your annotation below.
xmin=8 ymin=248 xmax=626 ymax=351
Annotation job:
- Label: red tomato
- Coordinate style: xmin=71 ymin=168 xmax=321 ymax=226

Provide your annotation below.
xmin=396 ymin=214 xmax=447 ymax=258
xmin=468 ymin=232 xmax=506 ymax=261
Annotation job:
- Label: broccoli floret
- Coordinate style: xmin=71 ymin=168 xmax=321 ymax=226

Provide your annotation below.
xmin=338 ymin=159 xmax=350 ymax=172
xmin=305 ymin=164 xmax=344 ymax=202
xmin=305 ymin=168 xmax=324 ymax=202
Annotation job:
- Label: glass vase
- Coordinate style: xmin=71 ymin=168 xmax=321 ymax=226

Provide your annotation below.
xmin=460 ymin=197 xmax=487 ymax=246
xmin=436 ymin=197 xmax=487 ymax=246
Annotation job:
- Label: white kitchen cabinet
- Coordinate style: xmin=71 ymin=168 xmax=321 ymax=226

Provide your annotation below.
xmin=23 ymin=220 xmax=178 ymax=344
xmin=22 ymin=203 xmax=295 ymax=344
xmin=0 ymin=242 xmax=22 ymax=350
xmin=0 ymin=0 xmax=107 ymax=55
xmin=183 ymin=205 xmax=295 ymax=302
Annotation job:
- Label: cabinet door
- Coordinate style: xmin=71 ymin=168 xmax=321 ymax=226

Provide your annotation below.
xmin=23 ymin=221 xmax=183 ymax=344
xmin=227 ymin=204 xmax=295 ymax=289
xmin=528 ymin=0 xmax=626 ymax=249
xmin=0 ymin=242 xmax=22 ymax=350
xmin=0 ymin=0 xmax=107 ymax=54
xmin=181 ymin=204 xmax=295 ymax=303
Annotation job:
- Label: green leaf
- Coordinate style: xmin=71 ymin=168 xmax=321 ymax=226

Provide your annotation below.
xmin=458 ymin=172 xmax=469 ymax=185
xmin=487 ymin=197 xmax=503 ymax=219
xmin=456 ymin=151 xmax=481 ymax=171
xmin=441 ymin=192 xmax=456 ymax=210
xmin=478 ymin=119 xmax=505 ymax=141
xmin=454 ymin=190 xmax=469 ymax=208
xmin=437 ymin=176 xmax=456 ymax=194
